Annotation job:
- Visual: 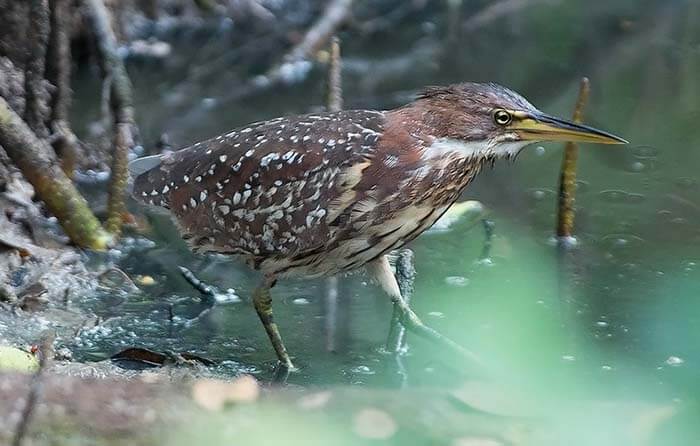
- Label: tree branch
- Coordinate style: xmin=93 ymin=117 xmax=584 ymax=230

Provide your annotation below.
xmin=0 ymin=97 xmax=112 ymax=249
xmin=24 ymin=0 xmax=51 ymax=138
xmin=84 ymin=0 xmax=138 ymax=236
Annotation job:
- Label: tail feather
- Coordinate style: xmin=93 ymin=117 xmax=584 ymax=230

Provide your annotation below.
xmin=128 ymin=154 xmax=163 ymax=177
xmin=130 ymin=154 xmax=171 ymax=208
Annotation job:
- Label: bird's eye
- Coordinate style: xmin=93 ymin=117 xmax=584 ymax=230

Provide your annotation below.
xmin=493 ymin=109 xmax=512 ymax=126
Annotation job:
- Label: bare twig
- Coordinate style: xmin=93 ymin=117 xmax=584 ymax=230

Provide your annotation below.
xmin=326 ymin=36 xmax=343 ymax=112
xmin=556 ymin=77 xmax=590 ymax=240
xmin=323 ymin=36 xmax=343 ymax=352
xmin=0 ymin=97 xmax=112 ymax=249
xmin=47 ymin=0 xmax=80 ymax=177
xmin=12 ymin=331 xmax=54 ymax=446
xmin=285 ymin=0 xmax=353 ymax=63
xmin=220 ymin=0 xmax=353 ymax=103
xmin=84 ymin=0 xmax=138 ymax=236
xmin=24 ymin=0 xmax=51 ymax=138
xmin=463 ymin=0 xmax=553 ymax=33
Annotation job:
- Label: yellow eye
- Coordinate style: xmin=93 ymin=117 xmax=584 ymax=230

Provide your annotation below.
xmin=493 ymin=109 xmax=512 ymax=126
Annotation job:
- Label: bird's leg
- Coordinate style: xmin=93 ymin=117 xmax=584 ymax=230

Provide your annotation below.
xmin=368 ymin=255 xmax=485 ymax=368
xmin=385 ymin=249 xmax=416 ymax=353
xmin=252 ymin=277 xmax=295 ymax=370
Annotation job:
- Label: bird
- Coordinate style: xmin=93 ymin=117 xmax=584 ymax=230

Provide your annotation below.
xmin=129 ymin=82 xmax=626 ymax=370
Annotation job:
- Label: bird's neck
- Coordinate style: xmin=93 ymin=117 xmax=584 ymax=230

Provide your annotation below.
xmin=379 ymin=107 xmax=495 ymax=206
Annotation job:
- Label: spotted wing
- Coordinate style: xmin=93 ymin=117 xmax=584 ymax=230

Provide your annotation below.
xmin=132 ymin=110 xmax=385 ymax=260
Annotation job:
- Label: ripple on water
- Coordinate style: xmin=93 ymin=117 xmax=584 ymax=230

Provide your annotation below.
xmin=626 ymin=145 xmax=659 ymax=172
xmin=600 ymin=233 xmax=645 ymax=251
xmin=598 ymin=189 xmax=646 ymax=204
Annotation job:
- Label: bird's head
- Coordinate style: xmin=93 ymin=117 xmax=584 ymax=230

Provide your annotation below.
xmin=415 ymin=82 xmax=627 ymax=161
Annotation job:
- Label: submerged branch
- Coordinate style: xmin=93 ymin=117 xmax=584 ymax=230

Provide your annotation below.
xmin=0 ymin=97 xmax=111 ymax=250
xmin=556 ymin=77 xmax=590 ymax=240
xmin=84 ymin=0 xmax=138 ymax=236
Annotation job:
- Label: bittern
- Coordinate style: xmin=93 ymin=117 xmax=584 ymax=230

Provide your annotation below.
xmin=130 ymin=82 xmax=626 ymax=369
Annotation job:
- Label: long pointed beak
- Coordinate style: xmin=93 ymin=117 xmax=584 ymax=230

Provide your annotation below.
xmin=512 ymin=112 xmax=628 ymax=145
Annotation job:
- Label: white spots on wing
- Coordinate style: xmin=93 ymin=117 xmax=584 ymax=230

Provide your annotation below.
xmin=182 ymin=204 xmax=187 ymax=211
xmin=189 ymin=197 xmax=197 ymax=208
xmin=241 ymin=127 xmax=252 ymax=133
xmin=183 ymin=175 xmax=190 ymax=183
xmin=219 ymin=155 xmax=227 ymax=163
xmin=302 ymin=135 xmax=311 ymax=142
xmin=245 ymin=149 xmax=255 ymax=157
xmin=282 ymin=150 xmax=298 ymax=164
xmin=232 ymin=161 xmax=242 ymax=172
xmin=233 ymin=192 xmax=241 ymax=205
xmin=216 ymin=182 xmax=224 ymax=190
xmin=260 ymin=152 xmax=280 ymax=168
xmin=162 ymin=185 xmax=169 ymax=193
xmin=200 ymin=191 xmax=208 ymax=202
xmin=218 ymin=205 xmax=230 ymax=215
xmin=195 ymin=176 xmax=202 ymax=182
xmin=274 ymin=180 xmax=283 ymax=186
xmin=241 ymin=189 xmax=252 ymax=204
xmin=305 ymin=207 xmax=327 ymax=228
xmin=150 ymin=190 xmax=158 ymax=196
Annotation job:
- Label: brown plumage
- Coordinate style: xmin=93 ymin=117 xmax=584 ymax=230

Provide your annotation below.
xmin=130 ymin=82 xmax=626 ymax=369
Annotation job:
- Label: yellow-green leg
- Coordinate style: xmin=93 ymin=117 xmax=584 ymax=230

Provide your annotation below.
xmin=252 ymin=278 xmax=294 ymax=370
xmin=368 ymin=255 xmax=486 ymax=369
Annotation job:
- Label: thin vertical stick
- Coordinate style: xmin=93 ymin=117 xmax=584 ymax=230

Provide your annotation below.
xmin=324 ymin=36 xmax=343 ymax=352
xmin=327 ymin=36 xmax=343 ymax=113
xmin=556 ymin=77 xmax=590 ymax=240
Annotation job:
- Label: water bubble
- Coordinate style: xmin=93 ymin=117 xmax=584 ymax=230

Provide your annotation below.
xmin=534 ymin=146 xmax=546 ymax=156
xmin=293 ymin=297 xmax=310 ymax=305
xmin=350 ymin=365 xmax=375 ymax=375
xmin=528 ymin=188 xmax=555 ymax=201
xmin=629 ymin=161 xmax=645 ymax=172
xmin=595 ymin=320 xmax=609 ymax=328
xmin=445 ymin=276 xmax=469 ymax=287
xmin=561 ymin=355 xmax=576 ymax=362
xmin=665 ymin=356 xmax=684 ymax=366
xmin=428 ymin=311 xmax=445 ymax=318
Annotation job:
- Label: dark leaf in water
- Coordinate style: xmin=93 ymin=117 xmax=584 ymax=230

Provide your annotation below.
xmin=111 ymin=347 xmax=216 ymax=369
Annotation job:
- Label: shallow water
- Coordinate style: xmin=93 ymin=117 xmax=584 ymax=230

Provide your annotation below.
xmin=69 ymin=0 xmax=700 ymax=442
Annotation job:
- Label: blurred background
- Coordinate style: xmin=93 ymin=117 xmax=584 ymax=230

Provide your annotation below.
xmin=2 ymin=0 xmax=700 ymax=444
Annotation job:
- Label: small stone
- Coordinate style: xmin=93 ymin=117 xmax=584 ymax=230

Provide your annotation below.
xmin=297 ymin=391 xmax=332 ymax=410
xmin=353 ymin=408 xmax=397 ymax=440
xmin=135 ymin=275 xmax=156 ymax=286
xmin=192 ymin=375 xmax=259 ymax=411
